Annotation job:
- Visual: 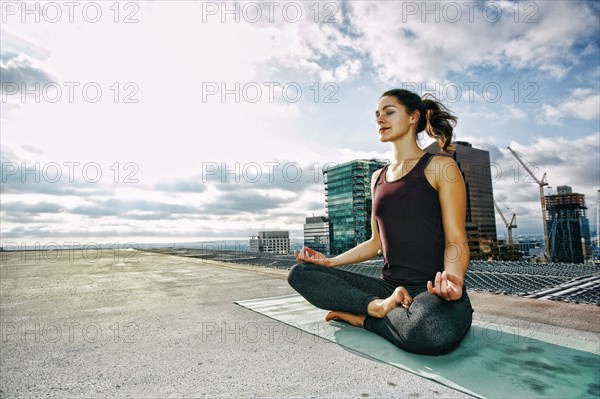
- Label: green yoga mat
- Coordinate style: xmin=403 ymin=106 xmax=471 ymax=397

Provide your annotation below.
xmin=235 ymin=294 xmax=600 ymax=399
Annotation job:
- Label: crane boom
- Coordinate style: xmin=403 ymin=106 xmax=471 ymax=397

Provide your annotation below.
xmin=506 ymin=146 xmax=550 ymax=261
xmin=494 ymin=201 xmax=510 ymax=226
xmin=494 ymin=200 xmax=517 ymax=259
xmin=507 ymin=146 xmax=546 ymax=185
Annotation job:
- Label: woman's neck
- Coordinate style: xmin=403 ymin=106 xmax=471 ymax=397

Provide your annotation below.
xmin=391 ymin=136 xmax=425 ymax=164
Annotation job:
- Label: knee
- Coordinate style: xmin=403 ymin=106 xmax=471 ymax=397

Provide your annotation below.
xmin=402 ymin=293 xmax=470 ymax=355
xmin=409 ymin=291 xmax=445 ymax=315
xmin=287 ymin=262 xmax=313 ymax=288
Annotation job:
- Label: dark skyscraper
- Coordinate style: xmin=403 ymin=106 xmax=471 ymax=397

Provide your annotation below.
xmin=425 ymin=141 xmax=497 ymax=259
xmin=324 ymin=159 xmax=387 ymax=255
xmin=546 ymin=185 xmax=591 ymax=263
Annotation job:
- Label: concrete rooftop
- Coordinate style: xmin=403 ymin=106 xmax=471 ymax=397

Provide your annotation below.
xmin=1 ymin=249 xmax=598 ymax=398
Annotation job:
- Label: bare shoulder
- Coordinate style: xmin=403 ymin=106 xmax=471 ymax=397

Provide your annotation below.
xmin=425 ymin=154 xmax=462 ymax=189
xmin=428 ymin=153 xmax=455 ymax=167
xmin=370 ymin=168 xmax=384 ymax=189
xmin=371 ymin=168 xmax=383 ymax=181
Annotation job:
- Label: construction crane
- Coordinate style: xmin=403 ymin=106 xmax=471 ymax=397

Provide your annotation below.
xmin=494 ymin=200 xmax=517 ymax=259
xmin=507 ymin=146 xmax=550 ymax=261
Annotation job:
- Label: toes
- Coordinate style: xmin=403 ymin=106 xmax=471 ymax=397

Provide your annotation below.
xmin=325 ymin=311 xmax=337 ymax=321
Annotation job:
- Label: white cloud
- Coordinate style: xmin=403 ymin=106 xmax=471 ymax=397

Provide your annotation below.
xmin=346 ymin=1 xmax=598 ymax=83
xmin=539 ymin=88 xmax=600 ymax=125
xmin=0 ymin=28 xmax=51 ymax=61
xmin=460 ymin=104 xmax=528 ymax=122
xmin=319 ymin=59 xmax=362 ymax=83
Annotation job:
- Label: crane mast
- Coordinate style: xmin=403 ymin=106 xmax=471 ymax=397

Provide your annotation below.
xmin=506 ymin=146 xmax=550 ymax=261
xmin=494 ymin=200 xmax=517 ymax=259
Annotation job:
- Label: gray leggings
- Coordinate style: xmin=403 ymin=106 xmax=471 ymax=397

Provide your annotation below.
xmin=287 ymin=262 xmax=473 ymax=356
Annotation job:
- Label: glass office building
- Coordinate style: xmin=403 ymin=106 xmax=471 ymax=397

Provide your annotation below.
xmin=324 ymin=159 xmax=388 ymax=255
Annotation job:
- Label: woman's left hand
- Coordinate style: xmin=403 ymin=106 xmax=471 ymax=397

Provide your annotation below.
xmin=427 ymin=271 xmax=463 ymax=301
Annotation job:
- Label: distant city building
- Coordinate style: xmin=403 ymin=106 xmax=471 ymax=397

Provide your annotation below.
xmin=545 ymin=186 xmax=592 ymax=263
xmin=425 ymin=141 xmax=497 ymax=259
xmin=303 ymin=216 xmax=330 ymax=255
xmin=515 ymin=239 xmax=542 ymax=258
xmin=596 ymin=189 xmax=600 ymax=246
xmin=324 ymin=159 xmax=388 ymax=255
xmin=249 ymin=231 xmax=290 ymax=254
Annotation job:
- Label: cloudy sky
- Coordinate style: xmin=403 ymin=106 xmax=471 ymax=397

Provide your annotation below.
xmin=1 ymin=0 xmax=599 ymax=247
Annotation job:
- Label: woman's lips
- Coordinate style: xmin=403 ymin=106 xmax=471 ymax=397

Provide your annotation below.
xmin=379 ymin=127 xmax=390 ymax=133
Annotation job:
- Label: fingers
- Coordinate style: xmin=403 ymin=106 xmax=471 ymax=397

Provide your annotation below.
xmin=430 ymin=271 xmax=452 ymax=301
xmin=294 ymin=248 xmax=308 ymax=262
xmin=440 ymin=271 xmax=449 ymax=299
xmin=427 ymin=280 xmax=435 ymax=295
xmin=441 ymin=272 xmax=452 ymax=300
xmin=434 ymin=272 xmax=444 ymax=298
xmin=403 ymin=290 xmax=414 ymax=308
xmin=303 ymin=246 xmax=318 ymax=257
xmin=294 ymin=246 xmax=325 ymax=265
xmin=445 ymin=272 xmax=459 ymax=283
xmin=445 ymin=272 xmax=464 ymax=291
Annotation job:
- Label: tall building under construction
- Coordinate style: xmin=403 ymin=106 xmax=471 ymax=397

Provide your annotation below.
xmin=425 ymin=141 xmax=497 ymax=259
xmin=546 ymin=185 xmax=591 ymax=263
xmin=324 ymin=159 xmax=387 ymax=255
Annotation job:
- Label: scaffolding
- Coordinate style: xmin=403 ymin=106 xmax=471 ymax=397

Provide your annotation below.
xmin=546 ymin=193 xmax=592 ymax=264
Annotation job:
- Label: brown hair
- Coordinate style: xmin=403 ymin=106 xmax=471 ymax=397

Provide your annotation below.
xmin=380 ymin=89 xmax=457 ymax=153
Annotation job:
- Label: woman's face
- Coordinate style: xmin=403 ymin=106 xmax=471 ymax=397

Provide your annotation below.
xmin=375 ymin=96 xmax=419 ymax=142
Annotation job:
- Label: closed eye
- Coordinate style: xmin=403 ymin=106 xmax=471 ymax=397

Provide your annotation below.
xmin=376 ymin=111 xmax=395 ymax=120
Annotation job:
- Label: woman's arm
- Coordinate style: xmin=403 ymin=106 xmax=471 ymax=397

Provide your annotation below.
xmin=294 ymin=169 xmax=384 ymax=268
xmin=427 ymin=156 xmax=470 ymax=300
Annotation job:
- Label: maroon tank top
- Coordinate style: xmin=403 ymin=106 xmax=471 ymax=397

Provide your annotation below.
xmin=372 ymin=152 xmax=445 ymax=286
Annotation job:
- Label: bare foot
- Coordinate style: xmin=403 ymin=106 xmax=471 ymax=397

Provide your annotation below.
xmin=369 ymin=286 xmax=414 ymax=318
xmin=385 ymin=286 xmax=413 ymax=312
xmin=392 ymin=286 xmax=413 ymax=308
xmin=325 ymin=311 xmax=366 ymax=328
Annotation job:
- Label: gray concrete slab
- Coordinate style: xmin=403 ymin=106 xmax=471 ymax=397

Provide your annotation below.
xmin=0 ymin=250 xmax=472 ymax=398
xmin=0 ymin=249 xmax=598 ymax=398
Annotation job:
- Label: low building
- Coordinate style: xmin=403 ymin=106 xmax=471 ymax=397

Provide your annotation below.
xmin=249 ymin=231 xmax=290 ymax=255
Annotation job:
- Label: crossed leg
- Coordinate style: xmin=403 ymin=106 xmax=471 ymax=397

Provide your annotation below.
xmin=287 ymin=262 xmax=473 ymax=355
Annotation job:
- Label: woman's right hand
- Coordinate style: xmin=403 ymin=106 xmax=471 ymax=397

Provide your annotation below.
xmin=294 ymin=246 xmax=334 ymax=267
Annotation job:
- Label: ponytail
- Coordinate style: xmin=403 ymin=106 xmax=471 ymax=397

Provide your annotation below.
xmin=420 ymin=94 xmax=457 ymax=153
xmin=380 ymin=89 xmax=457 ymax=153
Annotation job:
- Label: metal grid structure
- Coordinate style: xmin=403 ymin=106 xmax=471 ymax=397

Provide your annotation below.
xmin=145 ymin=248 xmax=600 ymax=306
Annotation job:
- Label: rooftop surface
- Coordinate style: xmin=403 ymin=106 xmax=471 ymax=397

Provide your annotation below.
xmin=145 ymin=248 xmax=600 ymax=306
xmin=1 ymin=249 xmax=599 ymax=398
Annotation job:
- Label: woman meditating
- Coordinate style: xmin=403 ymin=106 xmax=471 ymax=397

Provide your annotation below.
xmin=287 ymin=89 xmax=474 ymax=356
